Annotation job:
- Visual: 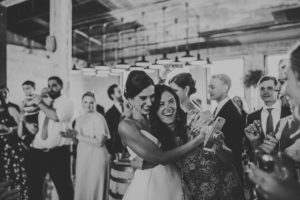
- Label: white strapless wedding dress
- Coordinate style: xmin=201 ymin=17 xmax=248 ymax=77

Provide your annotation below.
xmin=122 ymin=130 xmax=183 ymax=200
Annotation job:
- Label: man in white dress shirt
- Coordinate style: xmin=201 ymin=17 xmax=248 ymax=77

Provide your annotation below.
xmin=208 ymin=74 xmax=245 ymax=181
xmin=105 ymin=84 xmax=127 ymax=158
xmin=28 ymin=76 xmax=74 ymax=200
xmin=245 ymin=76 xmax=291 ymax=157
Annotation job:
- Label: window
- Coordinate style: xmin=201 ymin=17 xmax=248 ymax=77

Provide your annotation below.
xmin=209 ymin=58 xmax=245 ymax=110
xmin=209 ymin=58 xmax=245 ymax=98
xmin=265 ymin=54 xmax=288 ymax=77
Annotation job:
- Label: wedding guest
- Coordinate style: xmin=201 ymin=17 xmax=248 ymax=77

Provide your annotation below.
xmin=247 ymin=43 xmax=300 ymax=200
xmin=0 ymin=86 xmax=21 ymax=125
xmin=0 ymin=88 xmax=30 ymax=200
xmin=277 ymin=59 xmax=290 ymax=109
xmin=28 ymin=76 xmax=74 ymax=200
xmin=169 ymin=74 xmax=244 ymax=200
xmin=119 ymin=71 xmax=208 ymax=200
xmin=232 ymin=96 xmax=248 ymax=124
xmin=244 ymin=76 xmax=291 ymax=159
xmin=18 ymin=81 xmax=39 ymax=148
xmin=105 ymin=84 xmax=127 ymax=158
xmin=62 ymin=91 xmax=110 ymax=200
xmin=207 ymin=74 xmax=245 ymax=181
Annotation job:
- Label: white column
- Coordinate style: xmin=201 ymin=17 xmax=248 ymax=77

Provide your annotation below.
xmin=49 ymin=0 xmax=72 ymax=95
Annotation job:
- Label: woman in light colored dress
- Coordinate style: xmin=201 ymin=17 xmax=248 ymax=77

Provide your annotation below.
xmin=62 ymin=91 xmax=110 ymax=200
xmin=118 ymin=71 xmax=208 ymax=200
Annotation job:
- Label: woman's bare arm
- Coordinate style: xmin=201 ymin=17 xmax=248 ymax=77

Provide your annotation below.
xmin=118 ymin=120 xmax=204 ymax=165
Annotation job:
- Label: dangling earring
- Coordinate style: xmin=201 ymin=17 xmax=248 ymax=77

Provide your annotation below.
xmin=126 ymin=100 xmax=133 ymax=110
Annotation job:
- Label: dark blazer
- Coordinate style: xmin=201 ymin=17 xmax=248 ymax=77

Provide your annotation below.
xmin=246 ymin=106 xmax=291 ymax=127
xmin=215 ymin=99 xmax=244 ymax=180
xmin=105 ymin=105 xmax=126 ymax=155
xmin=244 ymin=105 xmax=291 ymax=161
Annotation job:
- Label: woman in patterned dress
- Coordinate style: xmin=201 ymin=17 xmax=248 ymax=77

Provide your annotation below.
xmin=169 ymin=73 xmax=245 ymax=200
xmin=0 ymin=90 xmax=31 ymax=200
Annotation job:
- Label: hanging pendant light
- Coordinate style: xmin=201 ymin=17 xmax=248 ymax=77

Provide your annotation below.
xmin=82 ymin=36 xmax=96 ymax=75
xmin=150 ymin=58 xmax=164 ymax=70
xmin=95 ymin=24 xmax=109 ymax=70
xmin=200 ymin=57 xmax=213 ymax=68
xmin=96 ymin=25 xmax=111 ymax=74
xmin=191 ymin=15 xmax=205 ymax=65
xmin=179 ymin=2 xmax=195 ymax=63
xmin=172 ymin=18 xmax=183 ymax=65
xmin=116 ymin=18 xmax=130 ymax=69
xmin=116 ymin=57 xmax=130 ymax=69
xmin=157 ymin=7 xmax=171 ymax=65
xmin=71 ymin=31 xmax=80 ymax=74
xmin=191 ymin=52 xmax=206 ymax=65
xmin=173 ymin=56 xmax=182 ymax=64
xmin=150 ymin=23 xmax=164 ymax=69
xmin=136 ymin=11 xmax=150 ymax=68
xmin=136 ymin=55 xmax=151 ymax=67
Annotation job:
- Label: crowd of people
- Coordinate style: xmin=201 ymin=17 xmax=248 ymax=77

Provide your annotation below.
xmin=0 ymin=42 xmax=300 ymax=200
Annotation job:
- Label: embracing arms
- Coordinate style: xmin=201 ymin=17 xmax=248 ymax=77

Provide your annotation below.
xmin=118 ymin=120 xmax=205 ymax=165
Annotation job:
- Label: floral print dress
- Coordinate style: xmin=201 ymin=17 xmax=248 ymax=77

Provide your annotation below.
xmin=181 ymin=109 xmax=244 ymax=200
xmin=0 ymin=110 xmax=29 ymax=200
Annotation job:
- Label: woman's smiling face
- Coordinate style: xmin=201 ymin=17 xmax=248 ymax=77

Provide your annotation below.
xmin=157 ymin=91 xmax=177 ymax=125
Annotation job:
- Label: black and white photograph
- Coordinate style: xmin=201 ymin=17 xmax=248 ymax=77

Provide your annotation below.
xmin=0 ymin=0 xmax=300 ymax=200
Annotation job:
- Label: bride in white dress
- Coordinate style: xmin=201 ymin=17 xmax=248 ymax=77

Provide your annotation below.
xmin=124 ymin=129 xmax=183 ymax=200
xmin=118 ymin=71 xmax=208 ymax=200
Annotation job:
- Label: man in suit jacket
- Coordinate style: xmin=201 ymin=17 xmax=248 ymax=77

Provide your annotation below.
xmin=208 ymin=74 xmax=244 ymax=181
xmin=105 ymin=84 xmax=127 ymax=158
xmin=244 ymin=76 xmax=292 ymax=200
xmin=245 ymin=76 xmax=291 ymax=159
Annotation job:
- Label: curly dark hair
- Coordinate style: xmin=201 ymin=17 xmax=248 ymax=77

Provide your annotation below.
xmin=150 ymin=84 xmax=187 ymax=151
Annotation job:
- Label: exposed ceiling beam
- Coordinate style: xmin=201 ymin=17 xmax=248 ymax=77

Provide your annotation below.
xmin=96 ymin=0 xmax=119 ymax=10
xmin=0 ymin=0 xmax=29 ymax=7
xmin=74 ymin=21 xmax=300 ymax=64
xmin=32 ymin=17 xmax=48 ymax=28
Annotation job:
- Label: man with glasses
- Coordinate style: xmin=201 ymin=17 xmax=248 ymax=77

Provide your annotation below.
xmin=28 ymin=76 xmax=74 ymax=200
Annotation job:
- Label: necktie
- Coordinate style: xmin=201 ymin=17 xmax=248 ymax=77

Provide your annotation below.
xmin=266 ymin=108 xmax=274 ymax=136
xmin=213 ymin=107 xmax=218 ymax=118
xmin=41 ymin=116 xmax=49 ymax=140
xmin=120 ymin=103 xmax=124 ymax=113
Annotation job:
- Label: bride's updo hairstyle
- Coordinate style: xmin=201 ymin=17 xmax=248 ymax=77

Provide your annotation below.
xmin=124 ymin=70 xmax=154 ymax=99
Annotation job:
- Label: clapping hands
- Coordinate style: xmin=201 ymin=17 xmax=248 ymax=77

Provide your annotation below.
xmin=259 ymin=135 xmax=278 ymax=154
xmin=60 ymin=129 xmax=78 ymax=141
xmin=245 ymin=120 xmax=263 ymax=149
